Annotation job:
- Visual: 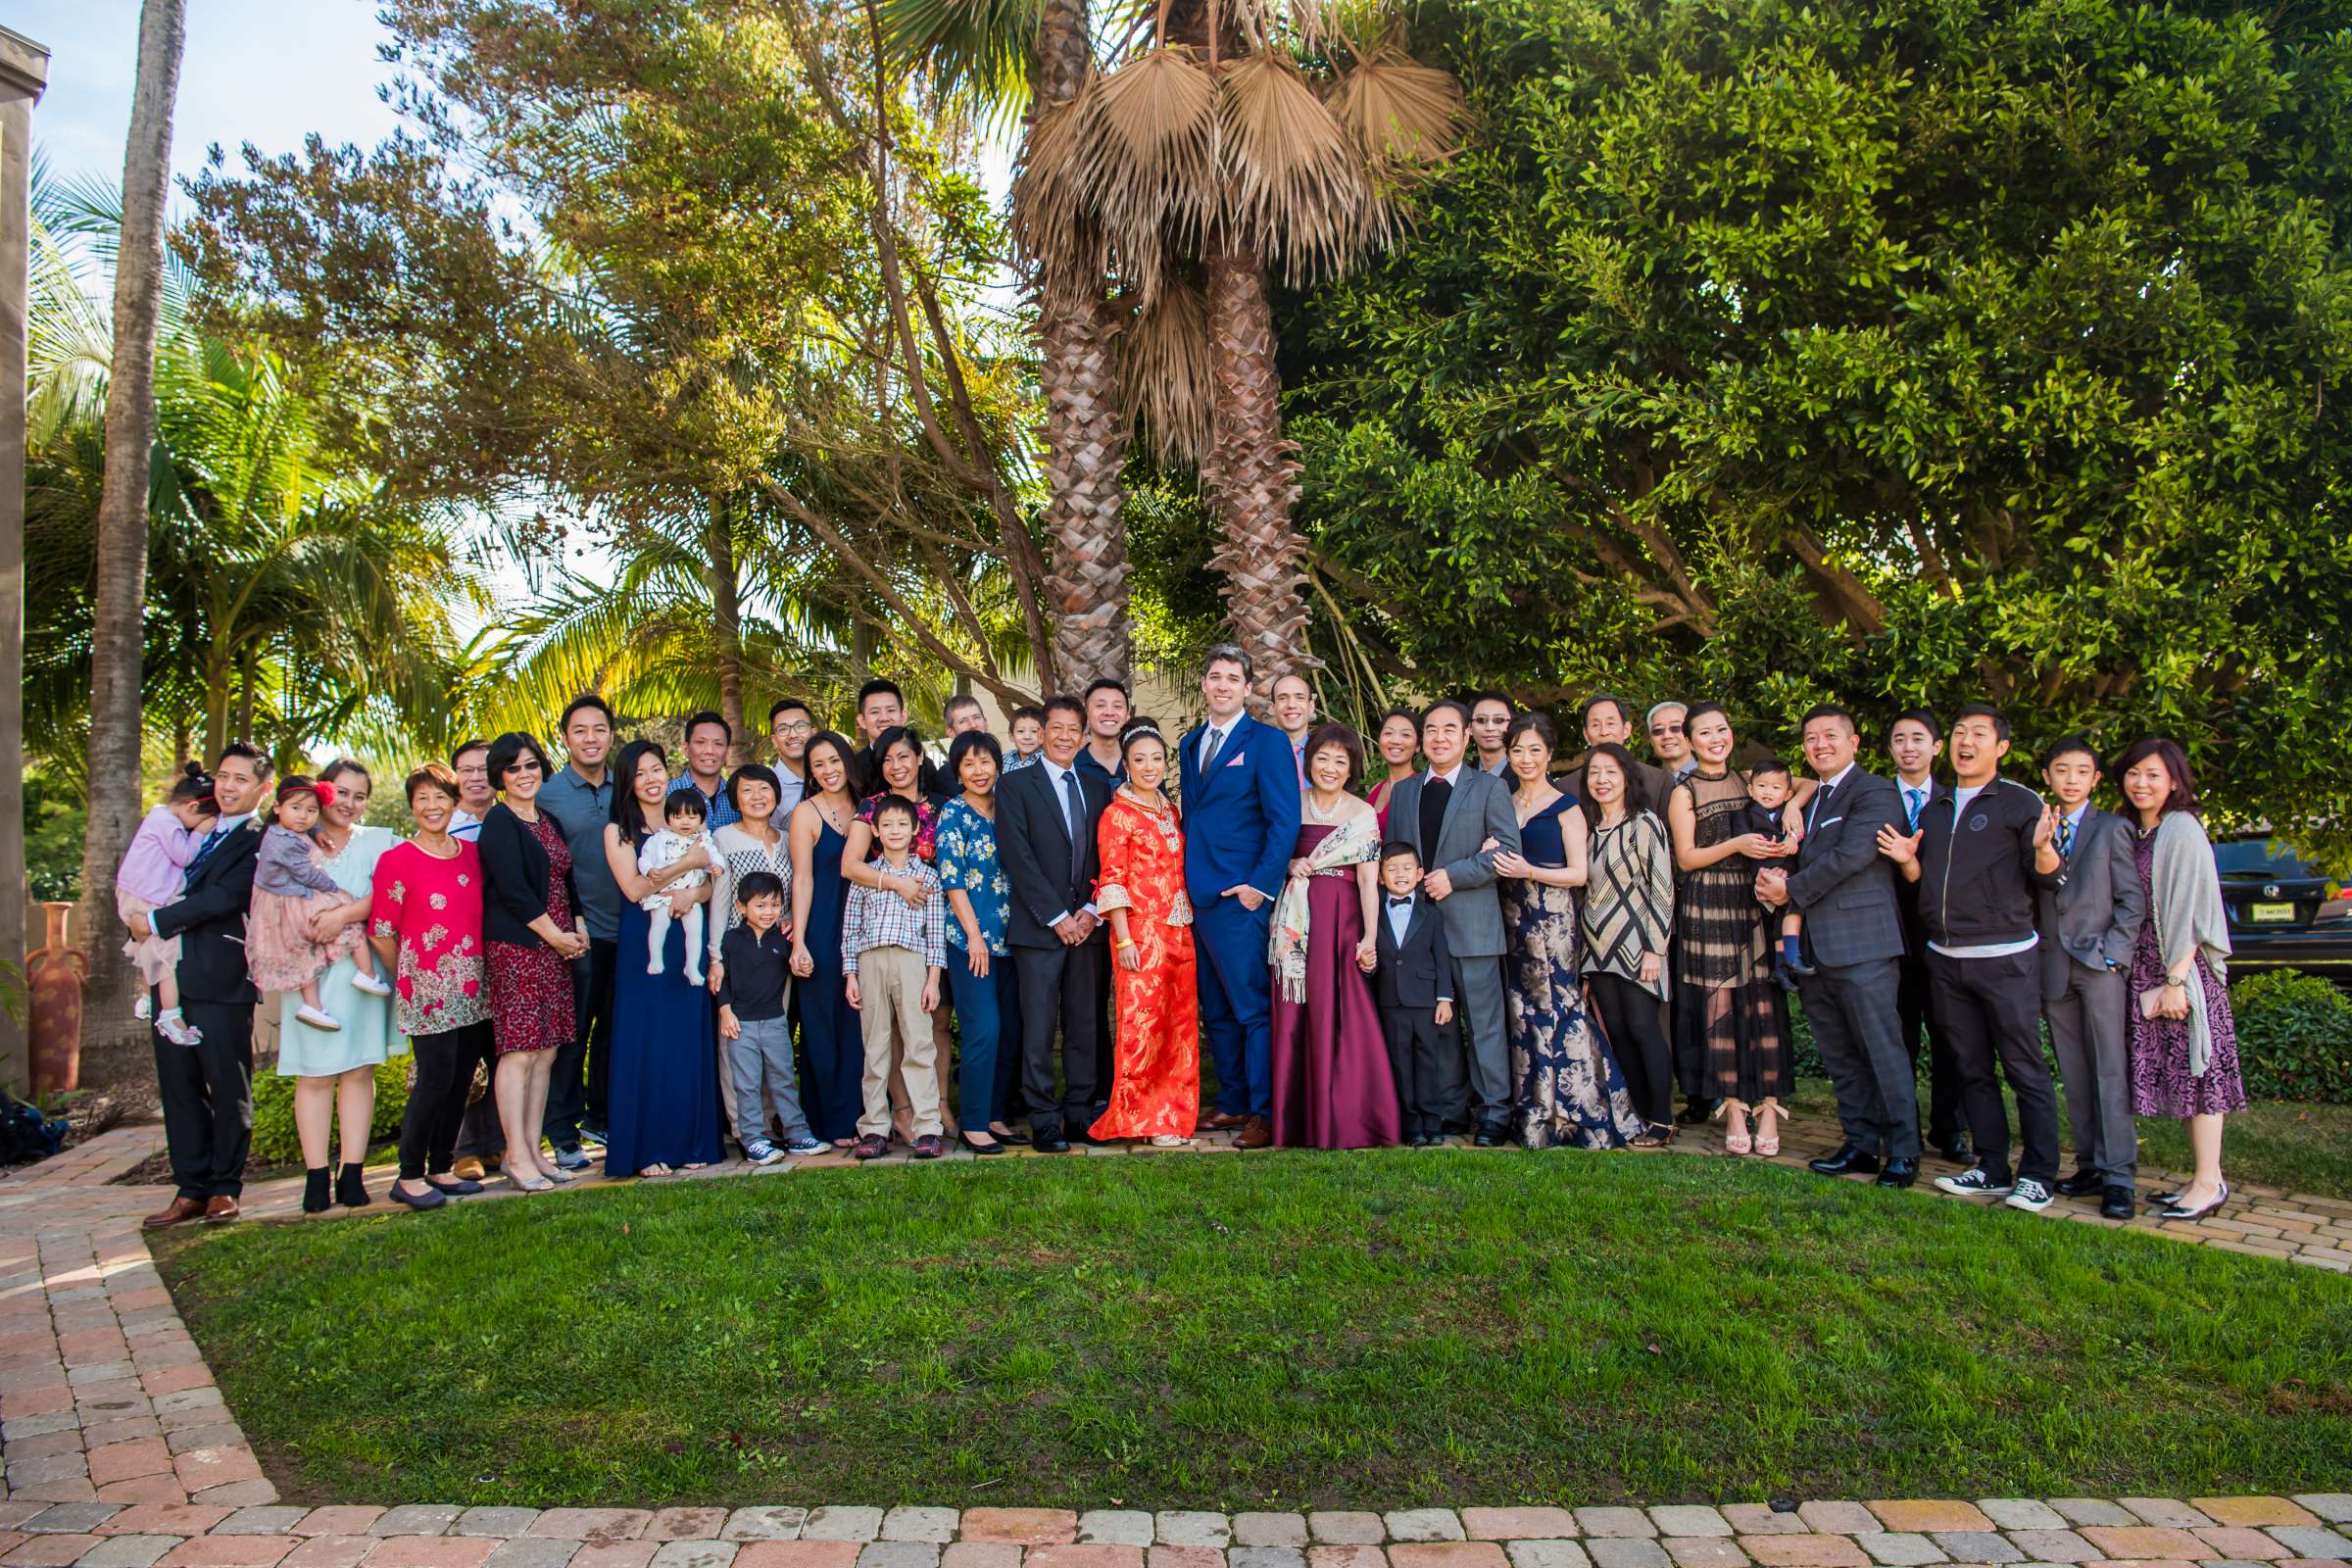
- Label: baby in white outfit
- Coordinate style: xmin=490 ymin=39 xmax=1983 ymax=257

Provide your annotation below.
xmin=639 ymin=791 xmax=716 ymax=985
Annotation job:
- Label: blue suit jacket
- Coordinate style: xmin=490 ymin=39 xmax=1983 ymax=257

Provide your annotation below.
xmin=1176 ymin=711 xmax=1301 ymax=902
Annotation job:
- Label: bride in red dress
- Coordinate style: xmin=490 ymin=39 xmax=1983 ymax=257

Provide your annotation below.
xmin=1090 ymin=723 xmax=1201 ymax=1146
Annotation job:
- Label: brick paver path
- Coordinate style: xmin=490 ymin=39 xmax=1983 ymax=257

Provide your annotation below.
xmin=4 ymin=1123 xmax=2350 ymax=1568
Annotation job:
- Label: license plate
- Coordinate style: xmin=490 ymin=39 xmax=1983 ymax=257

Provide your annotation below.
xmin=2249 ymin=903 xmax=2297 ymax=923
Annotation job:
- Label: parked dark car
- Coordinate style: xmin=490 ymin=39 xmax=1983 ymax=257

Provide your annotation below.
xmin=2214 ymin=834 xmax=2352 ymax=988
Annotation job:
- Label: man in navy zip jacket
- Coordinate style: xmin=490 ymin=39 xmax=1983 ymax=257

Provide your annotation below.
xmin=1877 ymin=704 xmax=2068 ymax=1212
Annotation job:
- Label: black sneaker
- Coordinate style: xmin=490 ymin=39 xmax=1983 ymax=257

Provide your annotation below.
xmin=1933 ymin=1166 xmax=2015 ymax=1198
xmin=2003 ymin=1176 xmax=2055 ymax=1212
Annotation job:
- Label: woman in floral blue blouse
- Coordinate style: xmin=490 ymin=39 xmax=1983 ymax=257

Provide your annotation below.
xmin=936 ymin=730 xmax=1023 ymax=1154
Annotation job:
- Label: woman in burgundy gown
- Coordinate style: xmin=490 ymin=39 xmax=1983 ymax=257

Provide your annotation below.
xmin=1269 ymin=724 xmax=1401 ymax=1149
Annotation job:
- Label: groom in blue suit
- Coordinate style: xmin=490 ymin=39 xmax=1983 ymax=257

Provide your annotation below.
xmin=1177 ymin=643 xmax=1302 ymax=1149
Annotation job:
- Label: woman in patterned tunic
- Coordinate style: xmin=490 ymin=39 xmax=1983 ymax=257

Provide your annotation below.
xmin=1666 ymin=703 xmax=1796 ymax=1156
xmin=1579 ymin=743 xmax=1678 ymax=1145
xmin=1493 ymin=713 xmax=1642 ymax=1150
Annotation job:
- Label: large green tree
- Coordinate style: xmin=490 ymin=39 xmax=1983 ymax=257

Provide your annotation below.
xmin=1286 ymin=0 xmax=2352 ymax=832
xmin=181 ymin=0 xmax=1052 ymax=724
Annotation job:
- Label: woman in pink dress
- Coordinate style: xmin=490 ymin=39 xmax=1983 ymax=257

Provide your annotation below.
xmin=1269 ymin=724 xmax=1401 ymax=1149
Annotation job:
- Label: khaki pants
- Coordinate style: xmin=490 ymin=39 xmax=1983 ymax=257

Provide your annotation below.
xmin=857 ymin=946 xmax=940 ymax=1139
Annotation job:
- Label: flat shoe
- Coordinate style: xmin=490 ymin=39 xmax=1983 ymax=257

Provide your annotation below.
xmin=390 ymin=1183 xmax=448 ymax=1210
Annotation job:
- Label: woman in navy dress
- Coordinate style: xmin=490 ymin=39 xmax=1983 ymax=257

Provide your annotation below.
xmin=1494 ymin=713 xmax=1642 ymax=1150
xmin=790 ymin=731 xmax=866 ymax=1146
xmin=602 ymin=740 xmax=723 ymax=1178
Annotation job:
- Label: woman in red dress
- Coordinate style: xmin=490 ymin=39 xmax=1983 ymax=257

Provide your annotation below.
xmin=1090 ymin=724 xmax=1200 ymax=1146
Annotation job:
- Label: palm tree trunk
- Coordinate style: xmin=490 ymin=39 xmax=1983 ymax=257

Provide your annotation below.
xmin=1202 ymin=240 xmax=1312 ymax=699
xmin=75 ymin=0 xmax=186 ymax=1056
xmin=1033 ymin=0 xmax=1131 ymax=695
xmin=706 ymin=498 xmax=749 ymax=767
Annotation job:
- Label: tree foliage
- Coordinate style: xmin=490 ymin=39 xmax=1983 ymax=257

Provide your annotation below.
xmin=178 ymin=0 xmax=1057 ymax=732
xmin=1285 ymin=0 xmax=2352 ymax=835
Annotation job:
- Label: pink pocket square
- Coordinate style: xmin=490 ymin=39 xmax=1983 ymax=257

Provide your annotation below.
xmin=1223 ymin=754 xmax=1247 ymax=767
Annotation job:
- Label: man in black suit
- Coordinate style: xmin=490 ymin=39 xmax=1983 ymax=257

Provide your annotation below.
xmin=130 ymin=744 xmax=270 ymax=1227
xmin=1886 ymin=709 xmax=1970 ymax=1163
xmin=1756 ymin=705 xmax=1921 ymax=1188
xmin=1371 ymin=842 xmax=1459 ymax=1146
xmin=997 ymin=695 xmax=1113 ymax=1152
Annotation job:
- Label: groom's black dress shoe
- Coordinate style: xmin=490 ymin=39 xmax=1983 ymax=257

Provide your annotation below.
xmin=1809 ymin=1146 xmax=1882 ymax=1177
xmin=1472 ymin=1118 xmax=1509 ymax=1148
xmin=1032 ymin=1133 xmax=1072 ymax=1153
xmin=1875 ymin=1158 xmax=1918 ymax=1189
xmin=2101 ymin=1185 xmax=2136 ymax=1220
xmin=2054 ymin=1167 xmax=2105 ymax=1199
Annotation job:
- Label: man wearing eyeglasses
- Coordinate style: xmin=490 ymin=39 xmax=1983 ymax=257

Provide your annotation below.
xmin=768 ymin=697 xmax=814 ymax=819
xmin=1647 ymin=701 xmax=1695 ymax=781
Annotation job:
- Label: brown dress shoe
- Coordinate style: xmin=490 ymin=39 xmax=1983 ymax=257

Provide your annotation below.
xmin=1237 ymin=1116 xmax=1274 ymax=1150
xmin=1207 ymin=1111 xmax=1252 ymax=1131
xmin=203 ymin=1196 xmax=241 ymax=1223
xmin=451 ymin=1156 xmax=487 ymax=1182
xmin=143 ymin=1196 xmax=205 ymax=1230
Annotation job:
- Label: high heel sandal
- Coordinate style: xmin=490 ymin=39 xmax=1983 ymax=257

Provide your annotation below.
xmin=1715 ymin=1100 xmax=1752 ymax=1155
xmin=1753 ymin=1101 xmax=1784 ymax=1158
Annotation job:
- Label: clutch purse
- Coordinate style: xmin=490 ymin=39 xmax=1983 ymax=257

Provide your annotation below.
xmin=2137 ymin=986 xmax=2170 ymax=1020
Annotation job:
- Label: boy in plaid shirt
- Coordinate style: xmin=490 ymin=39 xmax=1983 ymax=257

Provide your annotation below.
xmin=841 ymin=796 xmax=947 ymax=1160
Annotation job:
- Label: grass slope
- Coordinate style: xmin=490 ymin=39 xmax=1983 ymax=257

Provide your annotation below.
xmin=156 ymin=1151 xmax=2352 ymax=1509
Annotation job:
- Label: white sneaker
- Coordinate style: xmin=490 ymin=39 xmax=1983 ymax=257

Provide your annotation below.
xmin=347 ymin=969 xmax=393 ymax=997
xmin=157 ymin=1010 xmax=203 ymax=1047
xmin=745 ymin=1139 xmax=785 ymax=1166
xmin=134 ymin=995 xmax=153 ymax=1021
xmin=296 ymin=1004 xmax=343 ymax=1031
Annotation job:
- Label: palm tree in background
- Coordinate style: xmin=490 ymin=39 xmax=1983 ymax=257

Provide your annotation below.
xmin=899 ymin=0 xmax=1461 ymax=695
xmin=892 ymin=0 xmax=1138 ymax=695
xmin=75 ymin=0 xmax=187 ymax=1054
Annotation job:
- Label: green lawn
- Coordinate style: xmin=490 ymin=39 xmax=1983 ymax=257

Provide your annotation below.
xmin=1781 ymin=1080 xmax=2352 ymax=1200
xmin=155 ymin=1151 xmax=2352 ymax=1509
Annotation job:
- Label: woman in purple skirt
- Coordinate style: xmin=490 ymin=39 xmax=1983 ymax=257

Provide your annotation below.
xmin=2115 ymin=737 xmax=2245 ymax=1222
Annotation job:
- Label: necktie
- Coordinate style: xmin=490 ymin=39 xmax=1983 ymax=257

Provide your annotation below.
xmin=186 ymin=826 xmax=228 ymax=877
xmin=1201 ymin=725 xmax=1225 ymax=772
xmin=1060 ymin=768 xmax=1086 ymax=887
xmin=1808 ymin=781 xmax=1834 ymax=833
xmin=2057 ymin=815 xmax=2075 ymax=859
xmin=1905 ymin=787 xmax=1925 ymax=829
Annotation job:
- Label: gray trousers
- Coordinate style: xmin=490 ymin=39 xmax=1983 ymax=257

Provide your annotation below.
xmin=2046 ymin=965 xmax=2136 ymax=1188
xmin=1452 ymin=954 xmax=1510 ymax=1123
xmin=730 ymin=1014 xmax=812 ymax=1148
xmin=1798 ymin=957 xmax=1922 ymax=1161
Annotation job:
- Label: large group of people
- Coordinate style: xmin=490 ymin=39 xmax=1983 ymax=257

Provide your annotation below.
xmin=121 ymin=644 xmax=2248 ymax=1230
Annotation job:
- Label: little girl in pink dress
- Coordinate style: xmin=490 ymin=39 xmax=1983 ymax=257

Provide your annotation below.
xmin=116 ymin=761 xmax=218 ymax=1046
xmin=247 ymin=775 xmax=393 ymax=1031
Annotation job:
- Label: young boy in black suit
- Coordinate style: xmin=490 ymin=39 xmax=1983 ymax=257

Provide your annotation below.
xmin=1368 ymin=841 xmax=1458 ymax=1146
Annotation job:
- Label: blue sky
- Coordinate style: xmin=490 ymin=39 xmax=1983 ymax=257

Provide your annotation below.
xmin=18 ymin=0 xmax=405 ymax=197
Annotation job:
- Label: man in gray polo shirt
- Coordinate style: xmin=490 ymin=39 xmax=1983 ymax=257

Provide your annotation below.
xmin=541 ymin=694 xmax=621 ymax=1161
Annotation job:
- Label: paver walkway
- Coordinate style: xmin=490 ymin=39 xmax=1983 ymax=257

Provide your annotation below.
xmin=3 ymin=1122 xmax=2350 ymax=1568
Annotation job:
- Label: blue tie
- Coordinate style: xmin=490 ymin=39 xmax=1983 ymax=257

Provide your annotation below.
xmin=2057 ymin=815 xmax=2075 ymax=859
xmin=1905 ymin=787 xmax=1925 ymax=830
xmin=186 ymin=826 xmax=228 ymax=876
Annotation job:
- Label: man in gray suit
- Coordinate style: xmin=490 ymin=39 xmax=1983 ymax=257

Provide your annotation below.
xmin=2036 ymin=736 xmax=2147 ymax=1219
xmin=1384 ymin=699 xmax=1522 ymax=1145
xmin=1758 ymin=704 xmax=1920 ymax=1186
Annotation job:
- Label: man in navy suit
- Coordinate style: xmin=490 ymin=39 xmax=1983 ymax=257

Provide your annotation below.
xmin=1177 ymin=644 xmax=1302 ymax=1149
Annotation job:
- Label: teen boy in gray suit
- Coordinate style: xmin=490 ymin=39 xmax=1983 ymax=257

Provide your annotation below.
xmin=2036 ymin=736 xmax=2147 ymax=1220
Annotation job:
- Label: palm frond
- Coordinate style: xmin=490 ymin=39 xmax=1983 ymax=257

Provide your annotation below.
xmin=1119 ymin=276 xmax=1215 ymax=464
xmin=1217 ymin=50 xmax=1377 ymax=282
